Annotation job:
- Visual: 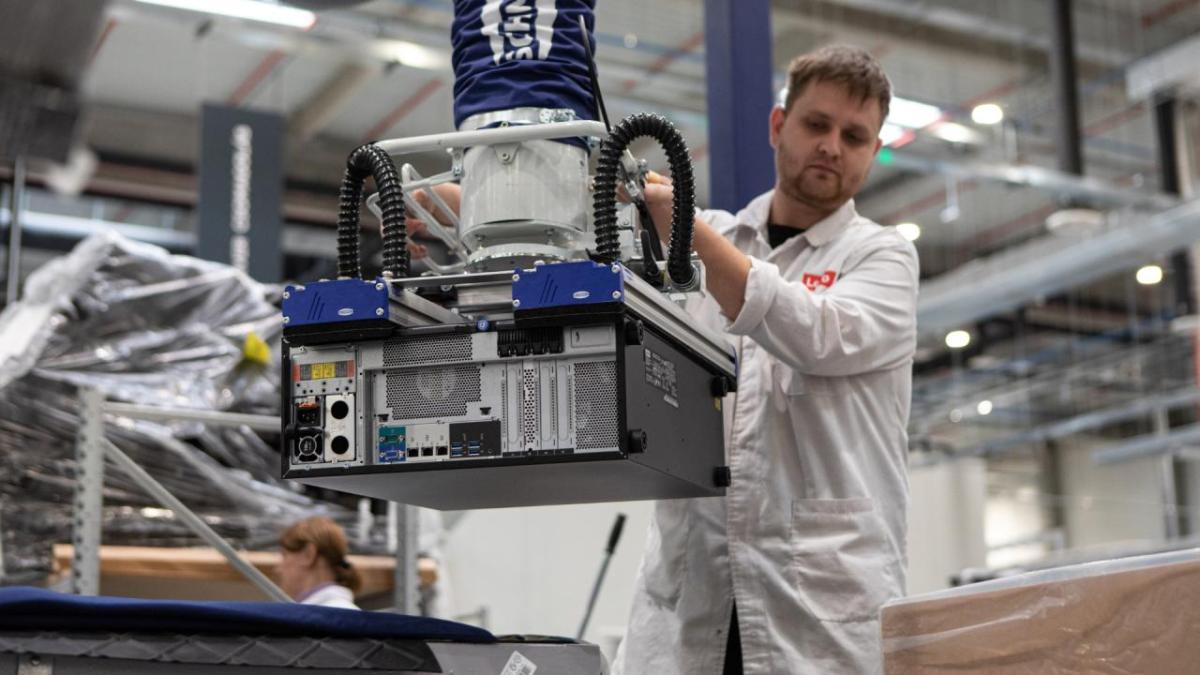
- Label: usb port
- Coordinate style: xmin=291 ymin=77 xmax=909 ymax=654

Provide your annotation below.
xmin=467 ymin=442 xmax=481 ymax=457
xmin=450 ymin=442 xmax=464 ymax=458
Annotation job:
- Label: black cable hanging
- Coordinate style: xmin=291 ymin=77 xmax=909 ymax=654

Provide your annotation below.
xmin=592 ymin=113 xmax=696 ymax=287
xmin=577 ymin=15 xmax=610 ymax=134
xmin=336 ymin=143 xmax=408 ymax=279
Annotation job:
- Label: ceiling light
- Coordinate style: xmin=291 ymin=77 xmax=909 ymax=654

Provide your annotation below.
xmin=1136 ymin=264 xmax=1164 ymax=285
xmin=134 ymin=0 xmax=315 ymax=29
xmin=887 ymin=96 xmax=943 ymax=129
xmin=971 ymin=103 xmax=1004 ymax=125
xmin=879 ymin=122 xmax=907 ymax=146
xmin=977 ymin=400 xmax=993 ymax=416
xmin=624 ymin=33 xmax=639 ymax=49
xmin=896 ymin=222 xmax=921 ymax=241
xmin=932 ymin=121 xmax=975 ymax=144
xmin=1045 ymin=208 xmax=1105 ymax=237
xmin=374 ymin=40 xmax=447 ymax=70
xmin=949 ymin=408 xmax=963 ymax=423
xmin=945 ymin=330 xmax=971 ymax=349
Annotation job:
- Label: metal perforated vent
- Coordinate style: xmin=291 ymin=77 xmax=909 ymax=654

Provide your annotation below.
xmin=386 ymin=365 xmax=481 ymax=419
xmin=574 ymin=361 xmax=618 ymax=449
xmin=501 ymin=370 xmax=509 ymax=443
xmin=522 ymin=368 xmax=538 ymax=450
xmin=550 ymin=371 xmax=559 ymax=442
xmin=383 ymin=334 xmax=473 ymax=367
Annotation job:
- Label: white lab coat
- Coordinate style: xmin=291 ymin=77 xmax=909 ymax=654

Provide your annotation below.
xmin=300 ymin=583 xmax=360 ymax=610
xmin=613 ymin=192 xmax=918 ymax=674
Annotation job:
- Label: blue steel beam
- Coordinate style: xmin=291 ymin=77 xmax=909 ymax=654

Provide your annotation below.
xmin=704 ymin=0 xmax=776 ymax=211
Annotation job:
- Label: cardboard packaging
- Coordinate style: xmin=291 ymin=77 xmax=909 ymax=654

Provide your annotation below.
xmin=882 ymin=549 xmax=1200 ymax=674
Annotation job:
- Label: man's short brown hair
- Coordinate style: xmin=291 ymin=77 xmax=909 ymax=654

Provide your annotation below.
xmin=782 ymin=44 xmax=891 ymax=127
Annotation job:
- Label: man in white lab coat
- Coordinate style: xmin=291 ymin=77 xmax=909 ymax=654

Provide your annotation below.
xmin=612 ymin=45 xmax=919 ymax=674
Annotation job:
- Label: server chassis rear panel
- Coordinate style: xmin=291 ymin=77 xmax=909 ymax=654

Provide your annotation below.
xmin=281 ymin=316 xmax=728 ymax=509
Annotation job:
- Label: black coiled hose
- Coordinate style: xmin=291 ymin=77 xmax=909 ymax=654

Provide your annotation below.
xmin=592 ymin=113 xmax=696 ymax=286
xmin=337 ymin=144 xmax=408 ymax=279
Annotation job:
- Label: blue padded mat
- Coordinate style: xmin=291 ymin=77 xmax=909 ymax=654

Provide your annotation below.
xmin=0 ymin=587 xmax=495 ymax=642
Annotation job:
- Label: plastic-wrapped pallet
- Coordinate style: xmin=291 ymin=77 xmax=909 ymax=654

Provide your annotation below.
xmin=881 ymin=548 xmax=1200 ymax=674
xmin=0 ymin=232 xmax=351 ymax=580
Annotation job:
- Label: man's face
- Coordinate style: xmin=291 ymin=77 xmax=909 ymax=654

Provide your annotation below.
xmin=770 ymin=79 xmax=884 ymax=212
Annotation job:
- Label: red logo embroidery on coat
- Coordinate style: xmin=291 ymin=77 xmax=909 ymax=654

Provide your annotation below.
xmin=802 ymin=270 xmax=838 ymax=290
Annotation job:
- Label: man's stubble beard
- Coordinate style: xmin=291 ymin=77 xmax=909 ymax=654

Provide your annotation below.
xmin=778 ymin=159 xmax=846 ymax=213
xmin=772 ymin=142 xmax=849 ymax=212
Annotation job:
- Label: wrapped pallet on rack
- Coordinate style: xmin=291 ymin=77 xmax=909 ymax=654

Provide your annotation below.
xmin=0 ymin=232 xmax=367 ymax=597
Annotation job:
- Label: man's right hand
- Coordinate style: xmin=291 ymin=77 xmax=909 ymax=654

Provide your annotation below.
xmin=385 ymin=183 xmax=463 ymax=260
xmin=640 ymin=171 xmax=676 ymax=244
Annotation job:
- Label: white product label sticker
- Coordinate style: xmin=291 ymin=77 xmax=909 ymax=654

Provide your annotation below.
xmin=501 ymin=650 xmax=537 ymax=675
xmin=481 ymin=0 xmax=557 ymax=65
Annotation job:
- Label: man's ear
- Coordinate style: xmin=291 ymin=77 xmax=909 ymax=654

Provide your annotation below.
xmin=769 ymin=105 xmax=786 ymax=149
xmin=873 ymin=136 xmax=883 ymax=157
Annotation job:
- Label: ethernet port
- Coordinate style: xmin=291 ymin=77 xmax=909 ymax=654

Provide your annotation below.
xmin=407 ymin=447 xmax=418 ymax=458
xmin=421 ymin=447 xmax=433 ymax=457
xmin=435 ymin=446 xmax=448 ymax=456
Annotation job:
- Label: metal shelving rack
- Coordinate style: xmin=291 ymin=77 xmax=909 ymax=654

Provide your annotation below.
xmin=71 ymin=388 xmax=421 ymax=612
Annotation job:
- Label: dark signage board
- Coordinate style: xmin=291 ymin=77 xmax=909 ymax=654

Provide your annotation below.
xmin=197 ymin=104 xmax=283 ymax=282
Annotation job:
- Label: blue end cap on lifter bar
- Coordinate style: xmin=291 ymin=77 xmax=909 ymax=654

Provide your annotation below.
xmin=511 ymin=261 xmax=629 ymax=312
xmin=282 ymin=278 xmax=389 ymax=327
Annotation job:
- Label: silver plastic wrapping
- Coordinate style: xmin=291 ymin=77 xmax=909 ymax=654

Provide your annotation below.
xmin=0 ymin=232 xmax=352 ymax=580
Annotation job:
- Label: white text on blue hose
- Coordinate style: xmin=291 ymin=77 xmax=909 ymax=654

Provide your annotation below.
xmin=481 ymin=0 xmax=558 ymax=65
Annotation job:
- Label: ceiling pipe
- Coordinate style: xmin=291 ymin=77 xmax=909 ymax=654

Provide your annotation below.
xmin=777 ymin=0 xmax=1133 ymax=69
xmin=917 ymin=198 xmax=1200 ymax=338
xmin=1093 ymin=422 xmax=1200 ymax=465
xmin=289 ymin=62 xmax=379 ymax=143
xmin=882 ymin=152 xmax=1176 ymax=212
xmin=952 ymin=388 xmax=1200 ymax=459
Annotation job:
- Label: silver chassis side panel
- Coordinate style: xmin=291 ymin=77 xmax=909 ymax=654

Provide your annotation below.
xmin=387 ymin=268 xmax=737 ymax=378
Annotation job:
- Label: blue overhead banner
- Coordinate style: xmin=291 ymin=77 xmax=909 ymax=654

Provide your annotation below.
xmin=451 ymin=0 xmax=598 ymax=127
xmin=197 ymin=104 xmax=283 ymax=283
